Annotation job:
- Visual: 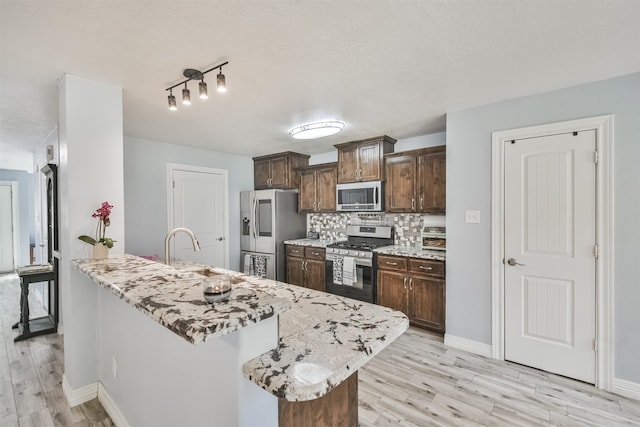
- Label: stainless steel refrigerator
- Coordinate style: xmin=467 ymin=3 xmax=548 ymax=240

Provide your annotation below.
xmin=240 ymin=189 xmax=306 ymax=281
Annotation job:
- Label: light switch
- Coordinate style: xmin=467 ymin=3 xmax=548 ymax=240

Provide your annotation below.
xmin=465 ymin=210 xmax=480 ymax=224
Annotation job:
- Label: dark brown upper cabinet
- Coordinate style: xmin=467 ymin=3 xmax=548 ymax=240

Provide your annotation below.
xmin=335 ymin=135 xmax=396 ymax=183
xmin=253 ymin=152 xmax=310 ymax=190
xmin=384 ymin=145 xmax=446 ymax=214
xmin=298 ymin=163 xmax=337 ymax=213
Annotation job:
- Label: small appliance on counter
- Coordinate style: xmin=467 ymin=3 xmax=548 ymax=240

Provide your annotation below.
xmin=421 ymin=226 xmax=446 ymax=251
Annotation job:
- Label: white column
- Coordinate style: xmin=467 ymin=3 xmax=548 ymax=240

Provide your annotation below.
xmin=58 ymin=74 xmax=124 ymax=394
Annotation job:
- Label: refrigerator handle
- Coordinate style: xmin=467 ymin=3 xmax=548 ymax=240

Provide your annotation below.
xmin=252 ymin=196 xmax=258 ymax=239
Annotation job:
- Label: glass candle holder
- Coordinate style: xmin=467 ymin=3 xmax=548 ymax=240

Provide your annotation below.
xmin=202 ymin=275 xmax=232 ymax=303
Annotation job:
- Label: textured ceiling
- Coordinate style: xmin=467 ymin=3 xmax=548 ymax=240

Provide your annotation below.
xmin=1 ymin=1 xmax=639 ymax=158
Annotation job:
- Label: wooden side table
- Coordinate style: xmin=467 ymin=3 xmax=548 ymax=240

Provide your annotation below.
xmin=12 ymin=264 xmax=58 ymax=342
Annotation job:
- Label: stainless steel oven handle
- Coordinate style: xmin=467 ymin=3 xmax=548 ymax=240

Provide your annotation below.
xmin=354 ymin=258 xmax=372 ymax=267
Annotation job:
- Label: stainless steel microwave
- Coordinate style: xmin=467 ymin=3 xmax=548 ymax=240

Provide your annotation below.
xmin=336 ymin=181 xmax=383 ymax=211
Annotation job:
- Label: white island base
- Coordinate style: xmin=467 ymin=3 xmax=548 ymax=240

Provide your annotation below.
xmin=68 ymin=272 xmax=279 ymax=427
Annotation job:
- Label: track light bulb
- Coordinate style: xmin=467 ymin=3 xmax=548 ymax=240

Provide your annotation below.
xmin=199 ymin=81 xmax=208 ymax=99
xmin=168 ymin=91 xmax=177 ymax=111
xmin=182 ymin=85 xmax=191 ymax=105
xmin=217 ymin=71 xmax=226 ymax=93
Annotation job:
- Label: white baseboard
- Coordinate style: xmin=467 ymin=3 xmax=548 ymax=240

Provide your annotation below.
xmin=98 ymin=382 xmax=130 ymax=427
xmin=62 ymin=374 xmax=98 ymax=407
xmin=613 ymin=378 xmax=640 ymax=401
xmin=444 ymin=333 xmax=492 ymax=358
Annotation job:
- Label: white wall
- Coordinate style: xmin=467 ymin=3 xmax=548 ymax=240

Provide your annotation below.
xmin=0 ymin=144 xmax=33 ymax=172
xmin=58 ymin=74 xmax=125 ymax=390
xmin=446 ymin=72 xmax=640 ymax=383
xmin=123 ymin=137 xmax=254 ymax=270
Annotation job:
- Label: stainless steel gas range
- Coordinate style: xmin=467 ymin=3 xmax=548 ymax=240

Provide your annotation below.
xmin=325 ymin=225 xmax=394 ymax=303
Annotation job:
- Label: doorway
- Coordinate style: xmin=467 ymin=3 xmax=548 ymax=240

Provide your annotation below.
xmin=491 ymin=115 xmax=614 ymax=390
xmin=166 ymin=164 xmax=229 ymax=268
xmin=0 ymin=181 xmax=19 ymax=273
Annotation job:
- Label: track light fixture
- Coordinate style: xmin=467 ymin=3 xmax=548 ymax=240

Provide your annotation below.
xmin=166 ymin=61 xmax=228 ymax=111
xmin=217 ymin=69 xmax=227 ymax=93
xmin=168 ymin=89 xmax=177 ymax=111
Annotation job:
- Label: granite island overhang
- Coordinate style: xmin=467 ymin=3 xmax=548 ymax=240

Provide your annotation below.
xmin=72 ymin=254 xmax=409 ymax=426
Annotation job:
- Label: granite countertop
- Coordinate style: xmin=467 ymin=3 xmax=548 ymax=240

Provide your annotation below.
xmin=74 ymin=254 xmax=409 ymax=402
xmin=283 ymin=238 xmax=337 ymax=248
xmin=240 ymin=276 xmax=408 ymax=401
xmin=374 ymin=245 xmax=446 ymax=261
xmin=72 ymin=254 xmax=290 ymax=345
xmin=176 ymin=261 xmax=409 ymax=401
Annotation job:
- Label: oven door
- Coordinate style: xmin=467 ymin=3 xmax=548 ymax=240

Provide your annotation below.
xmin=325 ymin=255 xmax=375 ymax=303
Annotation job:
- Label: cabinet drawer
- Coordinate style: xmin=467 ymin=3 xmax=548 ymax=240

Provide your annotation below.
xmin=286 ymin=245 xmax=304 ymax=258
xmin=305 ymin=247 xmax=325 ymax=261
xmin=408 ymin=258 xmax=444 ymax=277
xmin=377 ymin=255 xmax=407 ymax=271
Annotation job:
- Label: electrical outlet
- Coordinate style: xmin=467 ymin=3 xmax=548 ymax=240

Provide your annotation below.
xmin=112 ymin=356 xmax=117 ymax=379
xmin=465 ymin=210 xmax=481 ymax=224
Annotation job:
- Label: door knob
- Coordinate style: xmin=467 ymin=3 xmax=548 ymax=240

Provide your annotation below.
xmin=216 ymin=237 xmax=225 ymax=241
xmin=507 ymin=258 xmax=526 ymax=266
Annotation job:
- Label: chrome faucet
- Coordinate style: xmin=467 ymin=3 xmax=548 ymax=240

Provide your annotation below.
xmin=165 ymin=227 xmax=200 ymax=265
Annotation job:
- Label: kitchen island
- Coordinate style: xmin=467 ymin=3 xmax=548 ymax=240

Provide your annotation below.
xmin=72 ymin=254 xmax=408 ymax=426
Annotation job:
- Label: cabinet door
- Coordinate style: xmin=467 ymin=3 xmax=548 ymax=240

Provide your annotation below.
xmin=409 ymin=275 xmax=445 ymax=332
xmin=254 ymin=159 xmax=272 ymax=190
xmin=298 ymin=169 xmax=317 ymax=213
xmin=358 ymin=142 xmax=382 ymax=182
xmin=286 ymin=257 xmax=305 ymax=287
xmin=377 ymin=270 xmax=407 ymax=314
xmin=417 ymin=151 xmax=446 ymax=213
xmin=305 ymin=259 xmax=326 ymax=292
xmin=385 ymin=155 xmax=416 ymax=212
xmin=316 ymin=166 xmax=337 ymax=212
xmin=269 ymin=156 xmax=289 ymax=188
xmin=337 ymin=146 xmax=359 ymax=183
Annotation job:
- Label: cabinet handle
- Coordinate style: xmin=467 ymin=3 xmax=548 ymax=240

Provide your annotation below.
xmin=311 ymin=252 xmax=319 ymax=256
xmin=419 ymin=266 xmax=433 ymax=271
xmin=420 ymin=197 xmax=424 ymax=210
xmin=386 ymin=261 xmax=398 ymax=266
xmin=403 ymin=277 xmax=407 ymax=289
xmin=409 ymin=278 xmax=413 ymax=290
xmin=411 ymin=198 xmax=416 ymax=210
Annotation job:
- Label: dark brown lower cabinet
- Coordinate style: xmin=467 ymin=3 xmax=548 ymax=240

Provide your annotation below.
xmin=285 ymin=245 xmax=326 ymax=292
xmin=376 ymin=255 xmax=445 ymax=334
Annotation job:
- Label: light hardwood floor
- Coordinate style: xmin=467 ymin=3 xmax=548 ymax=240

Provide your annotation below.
xmin=1 ymin=273 xmax=638 ymax=426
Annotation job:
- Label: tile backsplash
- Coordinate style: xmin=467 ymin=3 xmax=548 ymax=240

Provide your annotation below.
xmin=307 ymin=213 xmax=445 ymax=247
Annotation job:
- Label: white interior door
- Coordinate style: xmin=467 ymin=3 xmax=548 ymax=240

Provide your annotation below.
xmin=0 ymin=183 xmax=16 ymax=272
xmin=170 ymin=167 xmax=228 ymax=268
xmin=504 ymin=130 xmax=596 ymax=383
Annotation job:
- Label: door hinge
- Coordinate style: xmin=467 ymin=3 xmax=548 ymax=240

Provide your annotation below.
xmin=172 ymin=180 xmax=175 ymax=188
xmin=593 ymin=338 xmax=598 ymax=352
xmin=594 ymin=150 xmax=599 ymax=164
xmin=594 ymin=244 xmax=599 ymax=259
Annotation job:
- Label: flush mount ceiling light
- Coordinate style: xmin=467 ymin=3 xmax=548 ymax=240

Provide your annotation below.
xmin=166 ymin=61 xmax=228 ymax=111
xmin=289 ymin=120 xmax=345 ymax=140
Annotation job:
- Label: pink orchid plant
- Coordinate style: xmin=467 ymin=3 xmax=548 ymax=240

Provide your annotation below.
xmin=78 ymin=201 xmax=116 ymax=248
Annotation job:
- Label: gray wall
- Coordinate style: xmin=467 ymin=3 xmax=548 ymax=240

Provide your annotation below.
xmin=0 ymin=169 xmax=35 ymax=267
xmin=446 ymin=72 xmax=640 ymax=382
xmin=123 ymin=136 xmax=254 ymax=270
